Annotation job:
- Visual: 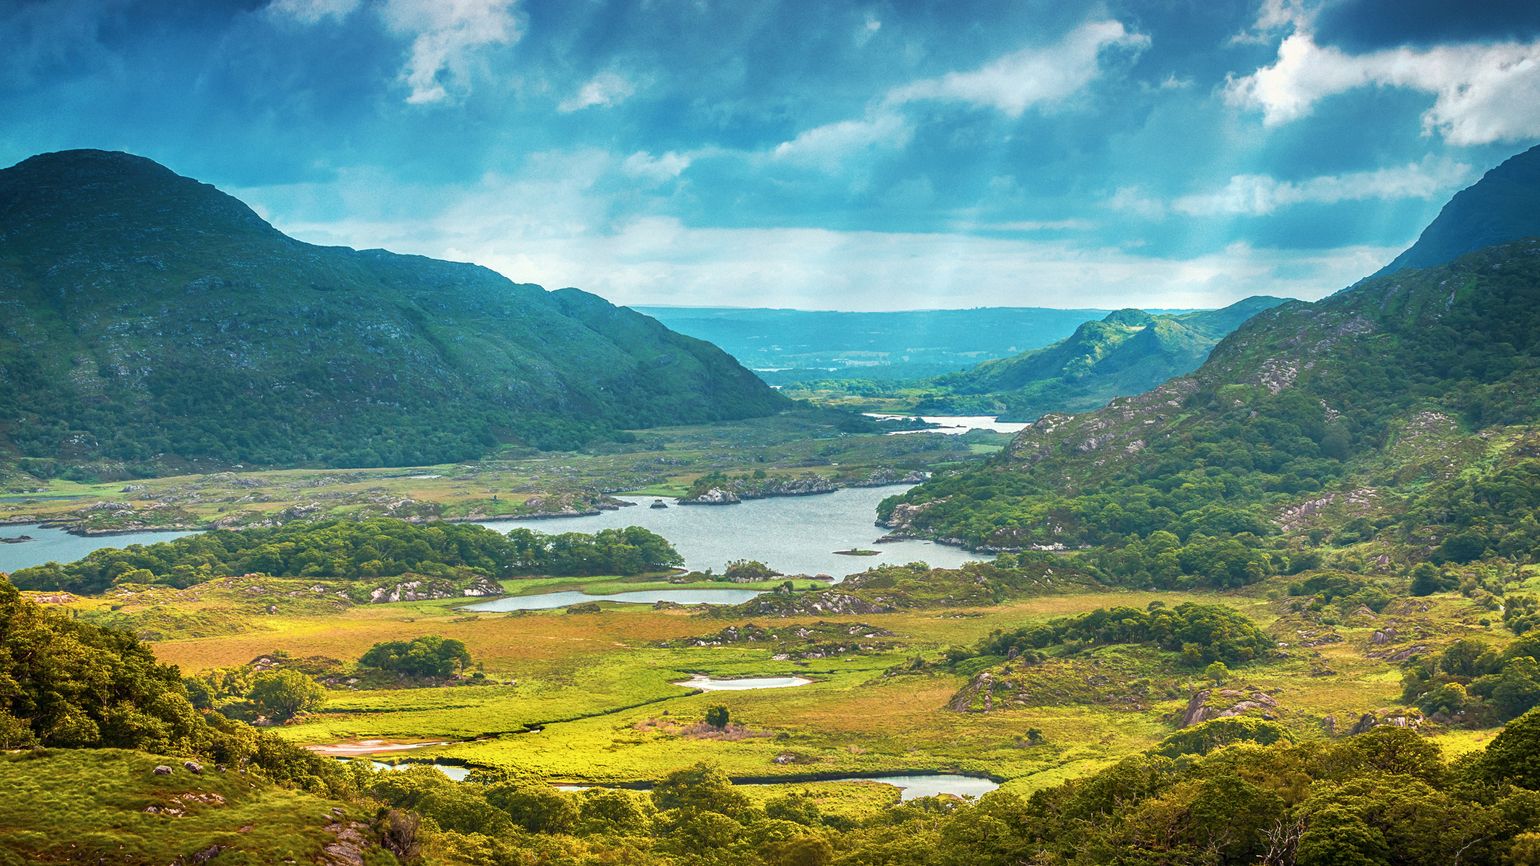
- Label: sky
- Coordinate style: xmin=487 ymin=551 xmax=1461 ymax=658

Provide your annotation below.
xmin=2 ymin=0 xmax=1539 ymax=311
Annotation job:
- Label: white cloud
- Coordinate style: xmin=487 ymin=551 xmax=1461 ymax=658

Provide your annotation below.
xmin=1108 ymin=186 xmax=1167 ymax=219
xmin=956 ymin=219 xmax=1096 ymax=232
xmin=621 ymin=150 xmax=693 ymax=181
xmin=764 ymin=19 xmax=1145 ymax=170
xmin=771 ymin=111 xmax=912 ymax=166
xmin=248 ymin=163 xmax=1396 ymax=311
xmin=886 ymin=19 xmax=1149 ymax=117
xmin=558 ymin=71 xmax=637 ymax=112
xmin=1230 ymin=0 xmax=1320 ymax=44
xmin=378 ymin=0 xmax=522 ymax=104
xmin=267 ymin=0 xmax=360 ymax=25
xmin=1171 ymin=158 xmax=1471 ymax=216
xmin=1227 ymin=32 xmax=1540 ymax=145
xmin=855 ymin=13 xmax=881 ymax=47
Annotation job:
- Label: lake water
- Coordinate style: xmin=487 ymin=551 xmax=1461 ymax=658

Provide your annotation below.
xmin=0 ymin=485 xmax=980 ymax=582
xmin=674 ymin=674 xmax=812 ymax=690
xmin=464 ymin=588 xmax=765 ymax=612
xmin=0 ymin=523 xmax=198 ymax=574
xmin=552 ymin=773 xmax=997 ymax=799
xmin=866 ymin=414 xmax=1030 ymax=435
xmin=477 ymin=486 xmax=978 ymax=578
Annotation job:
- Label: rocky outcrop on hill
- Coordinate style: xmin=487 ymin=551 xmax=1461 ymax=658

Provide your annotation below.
xmin=367 ymin=574 xmax=501 ymax=603
xmin=666 ymin=621 xmax=896 ymax=659
xmin=1177 ymin=687 xmax=1280 ymax=727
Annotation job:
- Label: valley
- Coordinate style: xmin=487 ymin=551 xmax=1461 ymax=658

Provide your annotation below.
xmin=4 ymin=26 xmax=1540 ymax=861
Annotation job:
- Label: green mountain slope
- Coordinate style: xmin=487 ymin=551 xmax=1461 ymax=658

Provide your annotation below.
xmin=0 ymin=150 xmax=785 ymax=475
xmin=915 ymin=296 xmax=1286 ymax=420
xmin=881 ymin=236 xmax=1540 ymax=563
xmin=1374 ymin=143 xmax=1540 ymax=277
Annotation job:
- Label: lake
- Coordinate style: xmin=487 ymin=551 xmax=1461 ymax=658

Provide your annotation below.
xmin=0 ymin=523 xmax=198 ymax=574
xmin=477 ymin=485 xmax=979 ymax=578
xmin=0 ymin=485 xmax=980 ymax=581
xmin=464 ymin=587 xmax=765 ymax=612
xmin=865 ymin=414 xmax=1030 ymax=435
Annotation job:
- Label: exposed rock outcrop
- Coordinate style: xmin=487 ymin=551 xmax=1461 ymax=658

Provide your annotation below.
xmin=1178 ymin=687 xmax=1279 ymax=728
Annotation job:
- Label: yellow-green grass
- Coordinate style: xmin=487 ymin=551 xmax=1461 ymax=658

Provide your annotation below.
xmin=128 ymin=578 xmax=1507 ymax=795
xmin=0 ymin=749 xmax=386 ymax=866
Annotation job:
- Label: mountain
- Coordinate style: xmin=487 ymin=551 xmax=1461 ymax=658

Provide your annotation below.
xmin=0 ymin=150 xmax=786 ymax=476
xmin=1373 ymin=143 xmax=1540 ymax=277
xmin=915 ymin=297 xmax=1287 ymax=420
xmin=884 ymin=237 xmax=1540 ymax=565
xmin=634 ymin=305 xmax=1143 ymax=380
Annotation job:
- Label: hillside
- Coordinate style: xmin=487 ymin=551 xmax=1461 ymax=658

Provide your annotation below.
xmin=635 ymin=304 xmax=1127 ymax=380
xmin=881 ymin=237 xmax=1540 ymax=565
xmin=0 ymin=150 xmax=785 ymax=477
xmin=916 ymin=296 xmax=1286 ymax=419
xmin=1374 ymin=143 xmax=1540 ymax=277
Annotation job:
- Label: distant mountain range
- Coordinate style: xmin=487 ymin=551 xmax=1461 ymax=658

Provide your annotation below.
xmin=915 ymin=297 xmax=1287 ymax=420
xmin=0 ymin=150 xmax=785 ymax=477
xmin=634 ymin=305 xmax=1155 ymax=381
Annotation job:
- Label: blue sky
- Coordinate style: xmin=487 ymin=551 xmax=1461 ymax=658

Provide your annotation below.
xmin=2 ymin=0 xmax=1538 ymax=310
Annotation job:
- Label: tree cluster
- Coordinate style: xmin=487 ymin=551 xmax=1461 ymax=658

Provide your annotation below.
xmin=963 ymin=601 xmax=1275 ymax=667
xmin=11 ymin=518 xmax=684 ymax=594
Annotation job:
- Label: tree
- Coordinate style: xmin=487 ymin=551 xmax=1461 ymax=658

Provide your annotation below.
xmin=359 ymin=635 xmax=472 ymax=679
xmin=652 ymin=762 xmax=748 ymax=816
xmin=485 ymin=781 xmax=579 ymax=833
xmin=247 ymin=669 xmax=325 ymax=722
xmin=1506 ymin=595 xmax=1540 ymax=635
xmin=1205 ymin=661 xmax=1231 ymax=684
xmin=1409 ymin=563 xmax=1444 ymax=597
xmin=1482 ymin=707 xmax=1540 ymax=789
xmin=705 ymin=705 xmax=730 ymax=730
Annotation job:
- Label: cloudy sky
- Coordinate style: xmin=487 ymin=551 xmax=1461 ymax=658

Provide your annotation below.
xmin=3 ymin=0 xmax=1538 ymax=310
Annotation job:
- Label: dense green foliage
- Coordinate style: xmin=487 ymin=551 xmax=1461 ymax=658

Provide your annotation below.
xmin=0 ymin=150 xmax=785 ymax=478
xmin=1402 ymin=634 xmax=1540 ymax=723
xmin=504 ymin=525 xmax=684 ymax=576
xmin=1153 ymin=717 xmax=1294 ymax=756
xmin=10 ymin=518 xmax=683 ymax=593
xmin=340 ymin=723 xmax=1540 ymax=866
xmin=0 ymin=575 xmax=357 ymax=795
xmin=962 ymin=601 xmax=1275 ymax=667
xmin=919 ymin=297 xmax=1286 ymax=420
xmin=360 ymin=636 xmax=473 ymax=679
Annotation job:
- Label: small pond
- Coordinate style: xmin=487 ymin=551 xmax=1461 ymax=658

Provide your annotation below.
xmin=674 ymin=674 xmax=813 ymax=691
xmin=550 ymin=773 xmax=998 ymax=800
xmin=464 ymin=587 xmax=764 ymax=612
xmin=364 ymin=760 xmax=470 ymax=781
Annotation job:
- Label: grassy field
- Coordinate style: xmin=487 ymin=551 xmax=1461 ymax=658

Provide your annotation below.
xmin=75 ymin=568 xmax=1503 ymax=798
xmin=0 ymin=749 xmax=390 ymax=865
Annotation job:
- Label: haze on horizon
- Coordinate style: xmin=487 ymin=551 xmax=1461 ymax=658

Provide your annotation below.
xmin=3 ymin=0 xmax=1539 ymax=311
